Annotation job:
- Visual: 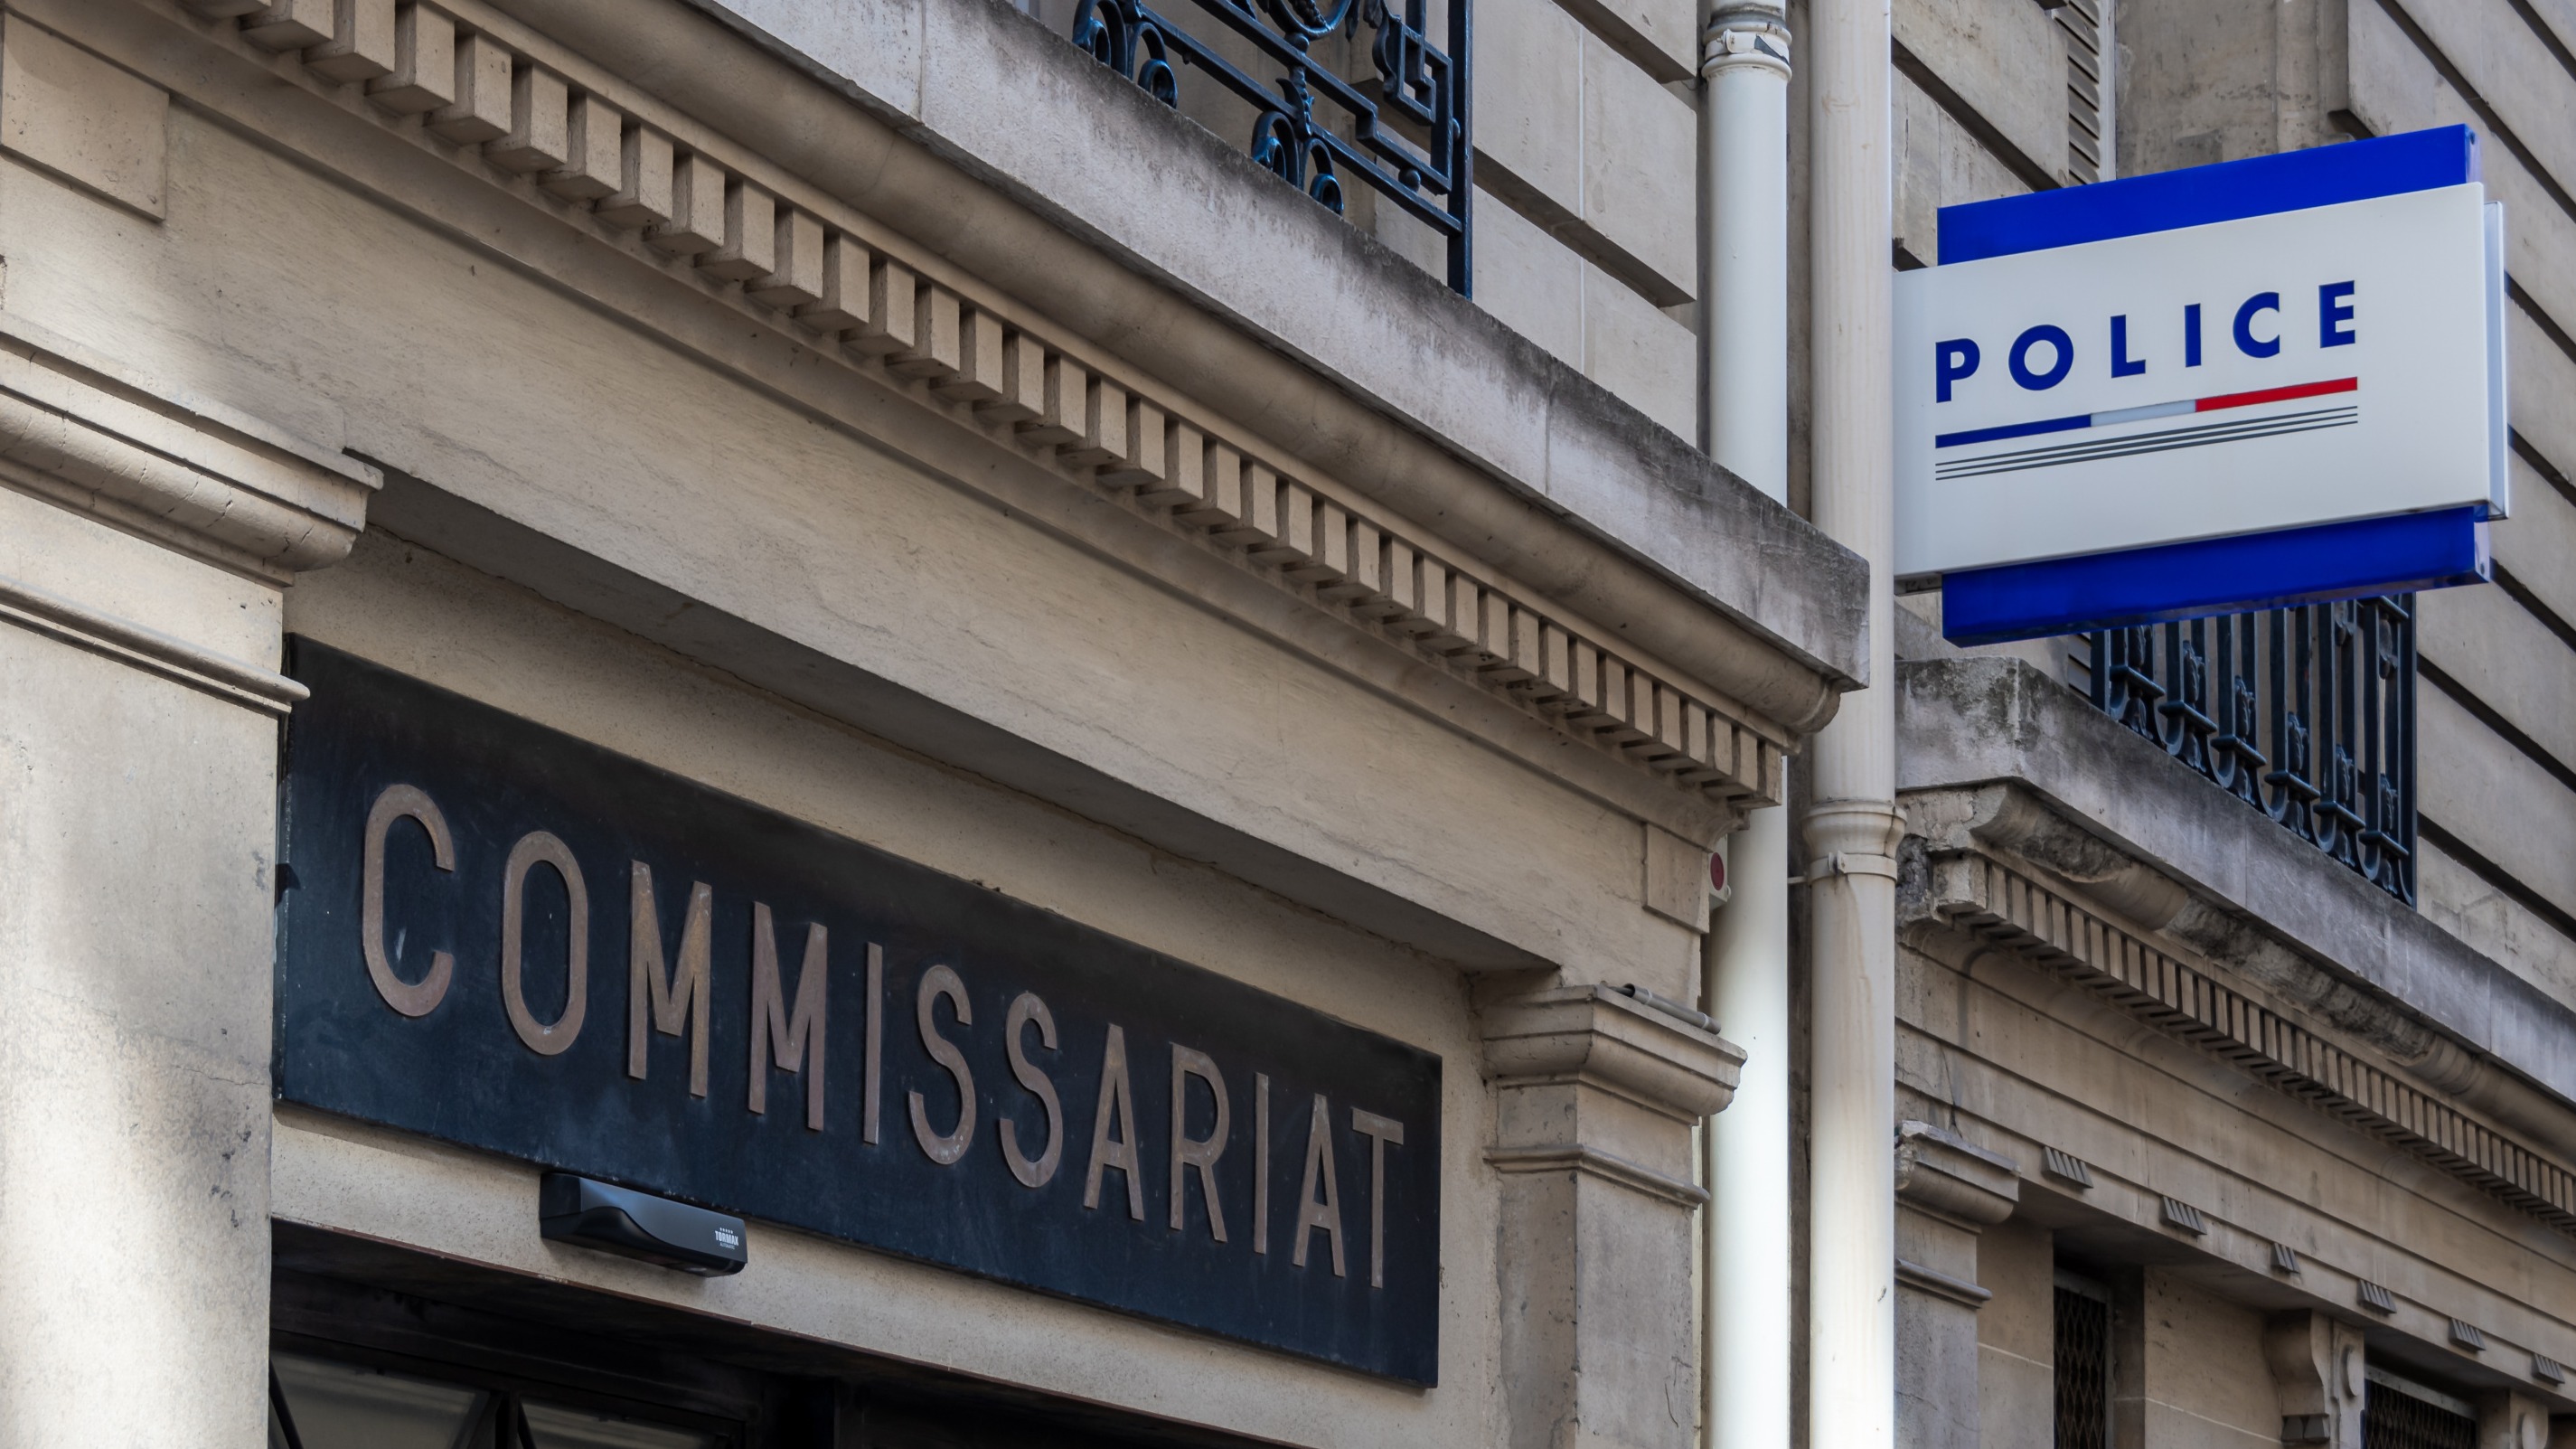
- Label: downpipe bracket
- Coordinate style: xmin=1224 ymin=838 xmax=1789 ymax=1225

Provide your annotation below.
xmin=1786 ymin=851 xmax=1900 ymax=887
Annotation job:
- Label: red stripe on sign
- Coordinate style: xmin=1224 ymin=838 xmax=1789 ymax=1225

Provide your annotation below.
xmin=2195 ymin=377 xmax=2359 ymax=413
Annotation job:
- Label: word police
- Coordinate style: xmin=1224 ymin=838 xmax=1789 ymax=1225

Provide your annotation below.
xmin=1933 ymin=281 xmax=2357 ymax=400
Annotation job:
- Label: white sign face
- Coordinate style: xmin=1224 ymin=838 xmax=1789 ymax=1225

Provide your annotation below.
xmin=1894 ymin=183 xmax=2504 ymax=580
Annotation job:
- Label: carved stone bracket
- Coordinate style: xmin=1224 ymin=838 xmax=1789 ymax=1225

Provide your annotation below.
xmin=2476 ymin=1391 xmax=2552 ymax=1449
xmin=2264 ymin=1311 xmax=2366 ymax=1448
xmin=1895 ymin=1119 xmax=2019 ymax=1230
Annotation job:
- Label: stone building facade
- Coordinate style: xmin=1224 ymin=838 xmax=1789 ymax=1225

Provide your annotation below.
xmin=0 ymin=0 xmax=1859 ymax=1444
xmin=1885 ymin=4 xmax=2576 ymax=1449
xmin=0 ymin=0 xmax=2567 ymax=1446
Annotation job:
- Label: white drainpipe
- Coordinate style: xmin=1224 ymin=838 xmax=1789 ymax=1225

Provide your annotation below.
xmin=1698 ymin=7 xmax=1792 ymax=1449
xmin=1804 ymin=0 xmax=1904 ymax=1446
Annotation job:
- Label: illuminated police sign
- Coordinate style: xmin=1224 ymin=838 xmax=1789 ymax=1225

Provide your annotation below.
xmin=1895 ymin=127 xmax=2507 ymax=644
xmin=274 ymin=643 xmax=1441 ymax=1383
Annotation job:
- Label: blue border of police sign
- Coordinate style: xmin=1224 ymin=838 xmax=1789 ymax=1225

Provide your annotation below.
xmin=1895 ymin=127 xmax=2507 ymax=645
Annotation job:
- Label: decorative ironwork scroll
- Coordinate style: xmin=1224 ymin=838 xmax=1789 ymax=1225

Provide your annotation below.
xmin=2084 ymin=597 xmax=2417 ymax=904
xmin=1069 ymin=0 xmax=1472 ymax=293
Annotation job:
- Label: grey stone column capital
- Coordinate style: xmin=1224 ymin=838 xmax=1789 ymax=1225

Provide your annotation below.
xmin=0 ymin=315 xmax=376 ymax=586
xmin=1481 ymin=983 xmax=1746 ymax=1124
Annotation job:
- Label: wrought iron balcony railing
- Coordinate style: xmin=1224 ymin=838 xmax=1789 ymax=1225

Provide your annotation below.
xmin=2082 ymin=597 xmax=2417 ymax=905
xmin=1068 ymin=0 xmax=1471 ymax=293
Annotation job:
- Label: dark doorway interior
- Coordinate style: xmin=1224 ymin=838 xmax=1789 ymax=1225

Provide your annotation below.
xmin=272 ymin=1222 xmax=1264 ymax=1449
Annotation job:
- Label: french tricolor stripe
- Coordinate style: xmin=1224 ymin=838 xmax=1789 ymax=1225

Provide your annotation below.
xmin=1934 ymin=376 xmax=2359 ymax=449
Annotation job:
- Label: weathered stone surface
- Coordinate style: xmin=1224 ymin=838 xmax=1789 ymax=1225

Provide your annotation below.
xmin=1899 ymin=655 xmax=2576 ymax=1115
xmin=493 ymin=0 xmax=1871 ymax=701
xmin=1582 ymin=264 xmax=1695 ymax=438
xmin=1475 ymin=189 xmax=1587 ymax=370
xmin=1476 ymin=0 xmax=1584 ymax=222
xmin=0 ymin=433 xmax=321 ymax=1449
xmin=1894 ymin=68 xmax=2028 ymax=265
xmin=2419 ymin=684 xmax=2576 ymax=925
xmin=2347 ymin=0 xmax=2576 ymax=357
xmin=2421 ymin=836 xmax=2576 ymax=1011
xmin=2133 ymin=1271 xmax=2281 ymax=1447
xmin=1575 ymin=33 xmax=1697 ymax=301
xmin=2420 ymin=582 xmax=2576 ymax=795
xmin=0 ymin=14 xmax=166 ymax=217
xmin=1975 ymin=1219 xmax=2054 ymax=1449
xmin=2398 ymin=0 xmax=2576 ymax=214
xmin=1894 ymin=0 xmax=2063 ymax=181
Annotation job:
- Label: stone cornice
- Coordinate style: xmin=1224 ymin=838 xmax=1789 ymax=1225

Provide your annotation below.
xmin=1901 ymin=656 xmax=2576 ymax=1139
xmin=518 ymin=0 xmax=1868 ymax=706
xmin=0 ymin=315 xmax=377 ymax=586
xmin=110 ymin=0 xmax=1829 ymax=812
xmin=1904 ymin=805 xmax=2576 ymax=1239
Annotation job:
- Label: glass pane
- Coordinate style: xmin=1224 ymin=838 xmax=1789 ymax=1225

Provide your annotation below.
xmin=522 ymin=1399 xmax=722 ymax=1449
xmin=273 ymin=1352 xmax=488 ymax=1449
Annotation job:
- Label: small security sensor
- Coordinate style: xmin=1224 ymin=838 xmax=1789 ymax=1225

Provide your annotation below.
xmin=539 ymin=1173 xmax=747 ymax=1276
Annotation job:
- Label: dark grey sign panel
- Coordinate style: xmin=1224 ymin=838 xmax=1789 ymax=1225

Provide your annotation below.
xmin=275 ymin=642 xmax=1441 ymax=1383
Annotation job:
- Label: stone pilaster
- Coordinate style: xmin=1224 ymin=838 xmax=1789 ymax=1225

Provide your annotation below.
xmin=0 ymin=316 xmax=372 ymax=1445
xmin=1893 ymin=1121 xmax=2019 ymax=1449
xmin=1481 ymin=983 xmax=1744 ymax=1449
xmin=2477 ymin=1390 xmax=2551 ymax=1449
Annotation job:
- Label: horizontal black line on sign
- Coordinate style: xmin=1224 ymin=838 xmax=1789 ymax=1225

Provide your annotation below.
xmin=1937 ymin=410 xmax=2357 ymax=481
xmin=1935 ymin=406 xmax=2356 ymax=475
xmin=1939 ymin=414 xmax=2357 ymax=480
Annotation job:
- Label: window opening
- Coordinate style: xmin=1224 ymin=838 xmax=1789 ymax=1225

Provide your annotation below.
xmin=2362 ymin=1365 xmax=2477 ymax=1449
xmin=2053 ymin=1268 xmax=2112 ymax=1449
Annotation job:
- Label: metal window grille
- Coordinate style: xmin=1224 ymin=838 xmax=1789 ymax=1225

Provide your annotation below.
xmin=2079 ymin=597 xmax=2418 ymax=906
xmin=2053 ymin=1275 xmax=2111 ymax=1449
xmin=1065 ymin=0 xmax=1472 ymax=292
xmin=2362 ymin=1369 xmax=2477 ymax=1449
